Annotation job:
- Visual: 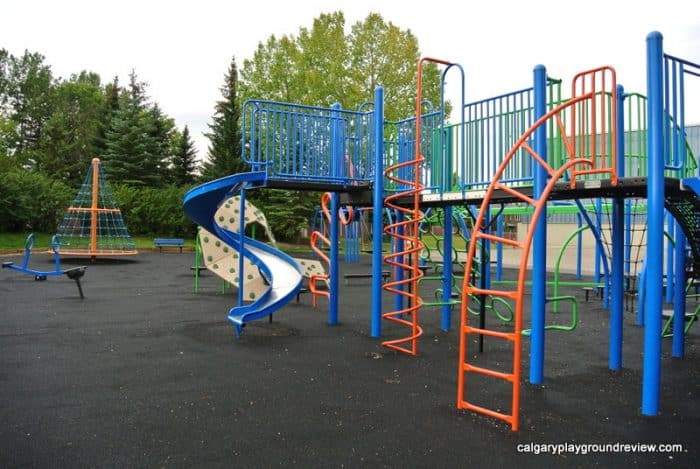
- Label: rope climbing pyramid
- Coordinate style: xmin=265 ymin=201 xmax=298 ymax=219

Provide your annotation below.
xmin=55 ymin=158 xmax=138 ymax=257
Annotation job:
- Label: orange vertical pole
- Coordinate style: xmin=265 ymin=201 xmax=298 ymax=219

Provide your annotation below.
xmin=90 ymin=157 xmax=100 ymax=255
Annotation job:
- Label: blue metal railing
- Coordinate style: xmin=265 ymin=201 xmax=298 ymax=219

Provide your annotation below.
xmin=663 ymin=53 xmax=700 ymax=174
xmin=241 ymin=100 xmax=375 ymax=184
xmin=383 ymin=109 xmax=444 ymax=194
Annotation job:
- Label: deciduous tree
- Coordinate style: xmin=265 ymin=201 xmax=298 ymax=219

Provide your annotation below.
xmin=239 ymin=11 xmax=444 ymax=119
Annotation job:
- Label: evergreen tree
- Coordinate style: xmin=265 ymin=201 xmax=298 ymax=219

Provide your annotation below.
xmin=172 ymin=125 xmax=197 ymax=185
xmin=144 ymin=103 xmax=176 ymax=183
xmin=94 ymin=76 xmax=121 ymax=156
xmin=103 ymin=70 xmax=174 ymax=187
xmin=199 ymin=57 xmax=246 ymax=181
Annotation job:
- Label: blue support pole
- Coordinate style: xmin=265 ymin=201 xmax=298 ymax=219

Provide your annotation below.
xmin=328 ymin=103 xmax=342 ymax=325
xmin=484 ymin=207 xmax=492 ymax=290
xmin=594 ymin=197 xmax=602 ymax=284
xmin=672 ymin=226 xmax=686 ymax=357
xmin=237 ymin=189 xmax=246 ymax=307
xmin=642 ymin=31 xmax=664 ymax=416
xmin=496 ymin=214 xmax=504 ymax=282
xmin=637 ymin=263 xmax=646 ymax=326
xmin=665 ymin=215 xmax=674 ymax=303
xmin=329 ymin=193 xmax=340 ymax=325
xmin=576 ymin=213 xmax=583 ymax=280
xmin=609 ymin=84 xmax=625 ymax=371
xmin=441 ymin=205 xmax=453 ymax=331
xmin=530 ymin=64 xmax=548 ymax=384
xmin=625 ymin=199 xmax=632 ymax=287
xmin=371 ymin=87 xmax=385 ymax=337
xmin=496 ymin=214 xmax=505 ymax=282
xmin=394 ymin=211 xmax=405 ymax=315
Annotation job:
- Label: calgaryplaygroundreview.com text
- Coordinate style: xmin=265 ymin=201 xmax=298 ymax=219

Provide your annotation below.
xmin=516 ymin=442 xmax=686 ymax=456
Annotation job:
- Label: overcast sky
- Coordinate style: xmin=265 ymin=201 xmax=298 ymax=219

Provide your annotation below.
xmin=2 ymin=0 xmax=699 ymax=162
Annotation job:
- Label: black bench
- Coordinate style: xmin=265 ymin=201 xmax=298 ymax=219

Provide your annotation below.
xmin=154 ymin=238 xmax=185 ymax=253
xmin=344 ymin=271 xmax=390 ymax=285
xmin=582 ymin=286 xmax=604 ymax=302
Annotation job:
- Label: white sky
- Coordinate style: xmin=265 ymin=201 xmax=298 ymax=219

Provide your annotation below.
xmin=2 ymin=0 xmax=699 ymax=162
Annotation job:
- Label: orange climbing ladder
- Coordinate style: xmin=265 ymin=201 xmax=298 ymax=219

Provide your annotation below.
xmin=458 ymin=67 xmax=617 ymax=430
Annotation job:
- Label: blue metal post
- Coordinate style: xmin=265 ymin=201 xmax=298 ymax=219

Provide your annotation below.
xmin=625 ymin=199 xmax=632 ymax=287
xmin=442 ymin=205 xmax=453 ymax=331
xmin=610 ymin=84 xmax=625 ymax=371
xmin=237 ymin=189 xmax=246 ymax=307
xmin=329 ymin=193 xmax=340 ymax=325
xmin=672 ymin=227 xmax=687 ymax=357
xmin=576 ymin=213 xmax=583 ymax=280
xmin=665 ymin=216 xmax=674 ymax=303
xmin=371 ymin=87 xmax=384 ymax=337
xmin=530 ymin=64 xmax=547 ymax=384
xmin=394 ymin=211 xmax=405 ymax=315
xmin=594 ymin=198 xmax=602 ymax=284
xmin=496 ymin=213 xmax=504 ymax=281
xmin=642 ymin=31 xmax=664 ymax=416
xmin=484 ymin=207 xmax=492 ymax=290
xmin=329 ymin=103 xmax=342 ymax=325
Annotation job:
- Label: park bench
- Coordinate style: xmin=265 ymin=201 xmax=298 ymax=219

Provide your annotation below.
xmin=343 ymin=270 xmax=390 ymax=285
xmin=581 ymin=285 xmax=604 ymax=302
xmin=154 ymin=238 xmax=185 ymax=253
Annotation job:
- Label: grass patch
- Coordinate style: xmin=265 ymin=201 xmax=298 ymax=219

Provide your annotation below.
xmin=0 ymin=232 xmax=195 ymax=251
xmin=0 ymin=232 xmax=313 ymax=255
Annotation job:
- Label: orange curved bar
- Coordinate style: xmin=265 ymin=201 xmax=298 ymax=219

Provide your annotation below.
xmin=309 ymin=191 xmax=356 ymax=307
xmin=321 ymin=191 xmax=354 ymax=226
xmin=457 ymin=87 xmax=609 ymax=431
xmin=309 ymin=230 xmax=330 ymax=307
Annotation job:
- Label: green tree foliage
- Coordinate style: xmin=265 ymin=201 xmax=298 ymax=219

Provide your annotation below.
xmin=112 ymin=184 xmax=196 ymax=237
xmin=348 ymin=13 xmax=444 ymax=121
xmin=239 ymin=11 xmax=444 ymax=120
xmin=0 ymin=169 xmax=72 ymax=232
xmin=172 ymin=125 xmax=197 ymax=185
xmin=199 ymin=57 xmax=246 ymax=181
xmin=35 ymin=73 xmax=106 ymax=186
xmin=0 ymin=114 xmax=19 ymax=172
xmin=0 ymin=49 xmax=55 ymax=167
xmin=145 ymin=103 xmax=176 ymax=181
xmin=103 ymin=71 xmax=175 ymax=187
xmin=251 ymin=189 xmax=320 ymax=242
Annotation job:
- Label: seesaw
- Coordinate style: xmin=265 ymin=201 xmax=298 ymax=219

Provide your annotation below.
xmin=2 ymin=233 xmax=86 ymax=298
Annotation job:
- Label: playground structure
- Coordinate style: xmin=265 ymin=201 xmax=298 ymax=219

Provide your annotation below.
xmin=1 ymin=233 xmax=86 ymax=298
xmin=55 ymin=158 xmax=138 ymax=258
xmin=183 ymin=32 xmax=699 ymax=430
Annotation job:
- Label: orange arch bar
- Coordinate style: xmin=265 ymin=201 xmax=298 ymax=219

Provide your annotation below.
xmin=457 ymin=77 xmax=615 ymax=430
